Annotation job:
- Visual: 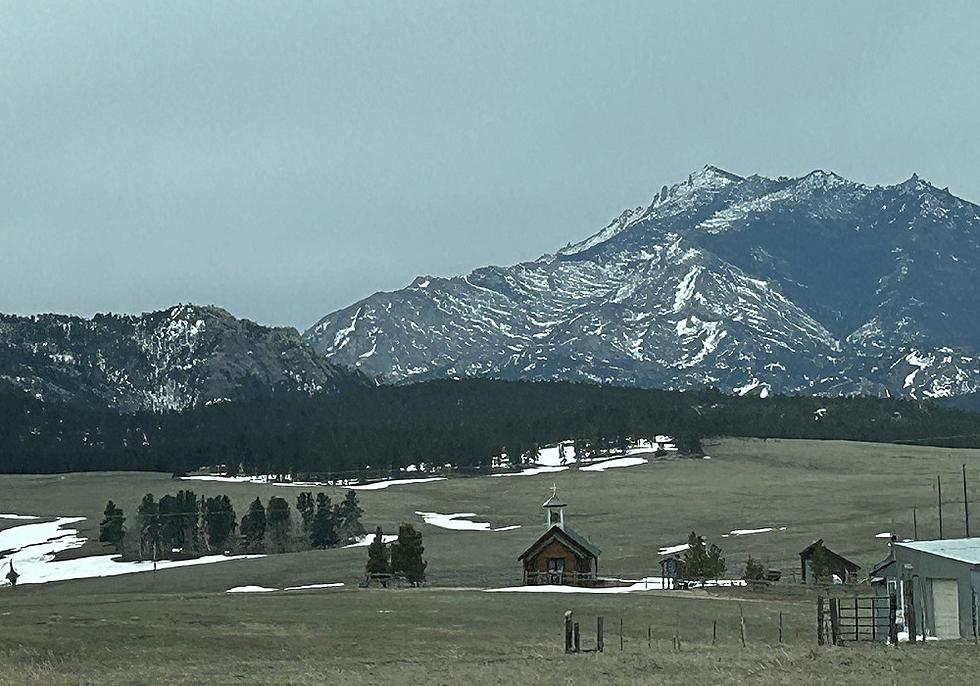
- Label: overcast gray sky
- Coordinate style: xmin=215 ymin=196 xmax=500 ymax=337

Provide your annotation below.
xmin=3 ymin=1 xmax=979 ymax=329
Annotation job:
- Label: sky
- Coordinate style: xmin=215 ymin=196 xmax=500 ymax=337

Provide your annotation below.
xmin=3 ymin=1 xmax=980 ymax=329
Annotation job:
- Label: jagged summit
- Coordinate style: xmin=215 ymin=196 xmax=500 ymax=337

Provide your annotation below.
xmin=307 ymin=166 xmax=980 ymax=400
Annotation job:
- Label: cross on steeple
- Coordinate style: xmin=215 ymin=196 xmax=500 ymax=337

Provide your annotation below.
xmin=542 ymin=483 xmax=566 ymax=528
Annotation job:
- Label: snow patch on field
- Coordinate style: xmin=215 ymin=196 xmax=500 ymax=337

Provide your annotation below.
xmin=284 ymin=582 xmax=345 ymax=591
xmin=580 ymin=456 xmax=648 ymax=472
xmin=415 ymin=512 xmax=520 ymax=532
xmin=227 ymin=585 xmax=277 ymax=593
xmin=348 ymin=477 xmax=447 ymax=491
xmin=0 ymin=514 xmax=40 ymax=520
xmin=492 ymin=465 xmax=569 ymax=478
xmin=0 ymin=515 xmax=262 ymax=587
xmin=658 ymin=543 xmax=689 ymax=555
xmin=344 ymin=533 xmax=398 ymax=548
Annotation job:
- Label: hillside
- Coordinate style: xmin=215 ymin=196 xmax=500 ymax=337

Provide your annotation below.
xmin=307 ymin=166 xmax=980 ymax=400
xmin=3 ymin=379 xmax=979 ymax=474
xmin=0 ymin=304 xmax=367 ymax=412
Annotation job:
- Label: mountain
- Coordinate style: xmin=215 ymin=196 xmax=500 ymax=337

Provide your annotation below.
xmin=306 ymin=166 xmax=980 ymax=400
xmin=0 ymin=304 xmax=367 ymax=412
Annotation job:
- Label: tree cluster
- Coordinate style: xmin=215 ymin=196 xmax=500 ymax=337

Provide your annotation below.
xmin=107 ymin=489 xmax=365 ymax=560
xmin=682 ymin=531 xmax=726 ymax=580
xmin=364 ymin=523 xmax=427 ymax=587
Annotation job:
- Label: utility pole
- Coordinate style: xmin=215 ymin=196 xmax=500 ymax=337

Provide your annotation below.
xmin=938 ymin=475 xmax=944 ymax=540
xmin=964 ymin=464 xmax=971 ymax=538
xmin=913 ymin=506 xmax=918 ymax=540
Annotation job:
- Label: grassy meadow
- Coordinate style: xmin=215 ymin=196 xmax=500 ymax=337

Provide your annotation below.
xmin=2 ymin=437 xmax=980 ymax=683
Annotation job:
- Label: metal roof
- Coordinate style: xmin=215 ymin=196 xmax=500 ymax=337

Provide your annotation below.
xmin=895 ymin=538 xmax=980 ymax=565
xmin=542 ymin=494 xmax=565 ymax=508
xmin=518 ymin=524 xmax=601 ymax=561
xmin=542 ymin=483 xmax=565 ymax=508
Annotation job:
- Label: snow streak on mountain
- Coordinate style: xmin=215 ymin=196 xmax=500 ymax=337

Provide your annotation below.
xmin=307 ymin=166 xmax=980 ymax=400
xmin=0 ymin=305 xmax=367 ymax=411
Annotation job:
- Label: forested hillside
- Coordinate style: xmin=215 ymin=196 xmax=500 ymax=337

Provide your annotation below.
xmin=3 ymin=380 xmax=979 ymax=475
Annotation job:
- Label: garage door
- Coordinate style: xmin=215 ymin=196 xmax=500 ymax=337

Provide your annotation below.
xmin=931 ymin=578 xmax=960 ymax=639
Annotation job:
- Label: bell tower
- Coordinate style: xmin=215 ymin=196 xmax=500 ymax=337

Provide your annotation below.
xmin=542 ymin=483 xmax=566 ymax=529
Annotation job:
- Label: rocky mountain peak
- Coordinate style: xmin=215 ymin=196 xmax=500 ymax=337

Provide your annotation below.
xmin=306 ymin=166 xmax=980 ymax=401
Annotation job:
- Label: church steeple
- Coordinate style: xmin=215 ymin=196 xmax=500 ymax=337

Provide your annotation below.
xmin=542 ymin=483 xmax=566 ymax=528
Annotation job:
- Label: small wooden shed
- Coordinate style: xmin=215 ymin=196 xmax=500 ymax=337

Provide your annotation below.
xmin=799 ymin=539 xmax=860 ymax=584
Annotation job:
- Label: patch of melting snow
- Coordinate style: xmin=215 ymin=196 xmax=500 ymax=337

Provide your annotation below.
xmin=344 ymin=533 xmax=398 ymax=548
xmin=348 ymin=477 xmax=447 ymax=491
xmin=0 ymin=514 xmax=40 ymax=520
xmin=658 ymin=543 xmax=689 ymax=555
xmin=875 ymin=532 xmax=895 ymax=539
xmin=579 ymin=456 xmax=648 ymax=472
xmin=283 ymin=582 xmax=345 ymax=591
xmin=722 ymin=527 xmax=782 ymax=537
xmin=228 ymin=582 xmax=345 ymax=593
xmin=535 ymin=443 xmax=578 ymax=467
xmin=415 ymin=512 xmax=520 ymax=532
xmin=492 ymin=465 xmax=569 ymax=478
xmin=0 ymin=515 xmax=262 ymax=587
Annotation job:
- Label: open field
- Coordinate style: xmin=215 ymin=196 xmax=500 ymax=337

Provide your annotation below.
xmin=2 ymin=438 xmax=978 ymax=591
xmin=2 ymin=586 xmax=980 ymax=685
xmin=3 ymin=437 xmax=980 ymax=683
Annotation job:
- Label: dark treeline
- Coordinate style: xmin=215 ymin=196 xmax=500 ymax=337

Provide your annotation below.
xmin=2 ymin=379 xmax=980 ymax=474
xmin=98 ymin=489 xmax=366 ymax=560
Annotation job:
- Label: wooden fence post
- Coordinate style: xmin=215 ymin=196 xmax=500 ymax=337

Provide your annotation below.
xmin=648 ymin=624 xmax=651 ymax=649
xmin=779 ymin=611 xmax=783 ymax=644
xmin=620 ymin=617 xmax=624 ymax=651
xmin=739 ymin=603 xmax=746 ymax=647
xmin=573 ymin=622 xmax=580 ymax=653
xmin=817 ymin=596 xmax=825 ymax=646
xmin=597 ymin=616 xmax=604 ymax=653
xmin=830 ymin=598 xmax=840 ymax=646
xmin=889 ymin=592 xmax=899 ymax=645
xmin=564 ymin=611 xmax=573 ymax=654
xmin=713 ymin=618 xmax=718 ymax=645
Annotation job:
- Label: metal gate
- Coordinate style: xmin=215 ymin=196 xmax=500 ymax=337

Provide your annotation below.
xmin=817 ymin=594 xmax=898 ymax=645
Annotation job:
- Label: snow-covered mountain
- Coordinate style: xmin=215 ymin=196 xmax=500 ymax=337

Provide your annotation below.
xmin=306 ymin=166 xmax=980 ymax=400
xmin=0 ymin=305 xmax=367 ymax=411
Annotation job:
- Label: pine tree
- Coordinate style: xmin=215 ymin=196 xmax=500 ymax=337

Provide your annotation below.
xmin=136 ymin=493 xmax=161 ymax=561
xmin=203 ymin=495 xmax=237 ymax=552
xmin=176 ymin=490 xmax=200 ymax=554
xmin=158 ymin=494 xmax=179 ymax=553
xmin=682 ymin=531 xmax=707 ymax=580
xmin=743 ymin=556 xmax=765 ymax=581
xmin=296 ymin=492 xmax=315 ymax=536
xmin=266 ymin=496 xmax=292 ymax=552
xmin=365 ymin=526 xmax=390 ymax=582
xmin=240 ymin=497 xmax=267 ymax=550
xmin=705 ymin=543 xmax=726 ymax=579
xmin=310 ymin=493 xmax=338 ymax=548
xmin=98 ymin=500 xmax=125 ymax=551
xmin=338 ymin=490 xmax=364 ymax=543
xmin=390 ymin=522 xmax=427 ymax=586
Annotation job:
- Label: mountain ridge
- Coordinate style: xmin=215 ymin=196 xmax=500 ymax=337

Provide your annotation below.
xmin=306 ymin=165 xmax=980 ymax=400
xmin=0 ymin=304 xmax=368 ymax=412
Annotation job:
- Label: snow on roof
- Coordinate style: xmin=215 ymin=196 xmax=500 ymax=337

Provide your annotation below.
xmin=896 ymin=538 xmax=980 ymax=565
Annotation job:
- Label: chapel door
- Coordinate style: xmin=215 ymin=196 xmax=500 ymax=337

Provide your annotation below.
xmin=547 ymin=557 xmax=565 ymax=584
